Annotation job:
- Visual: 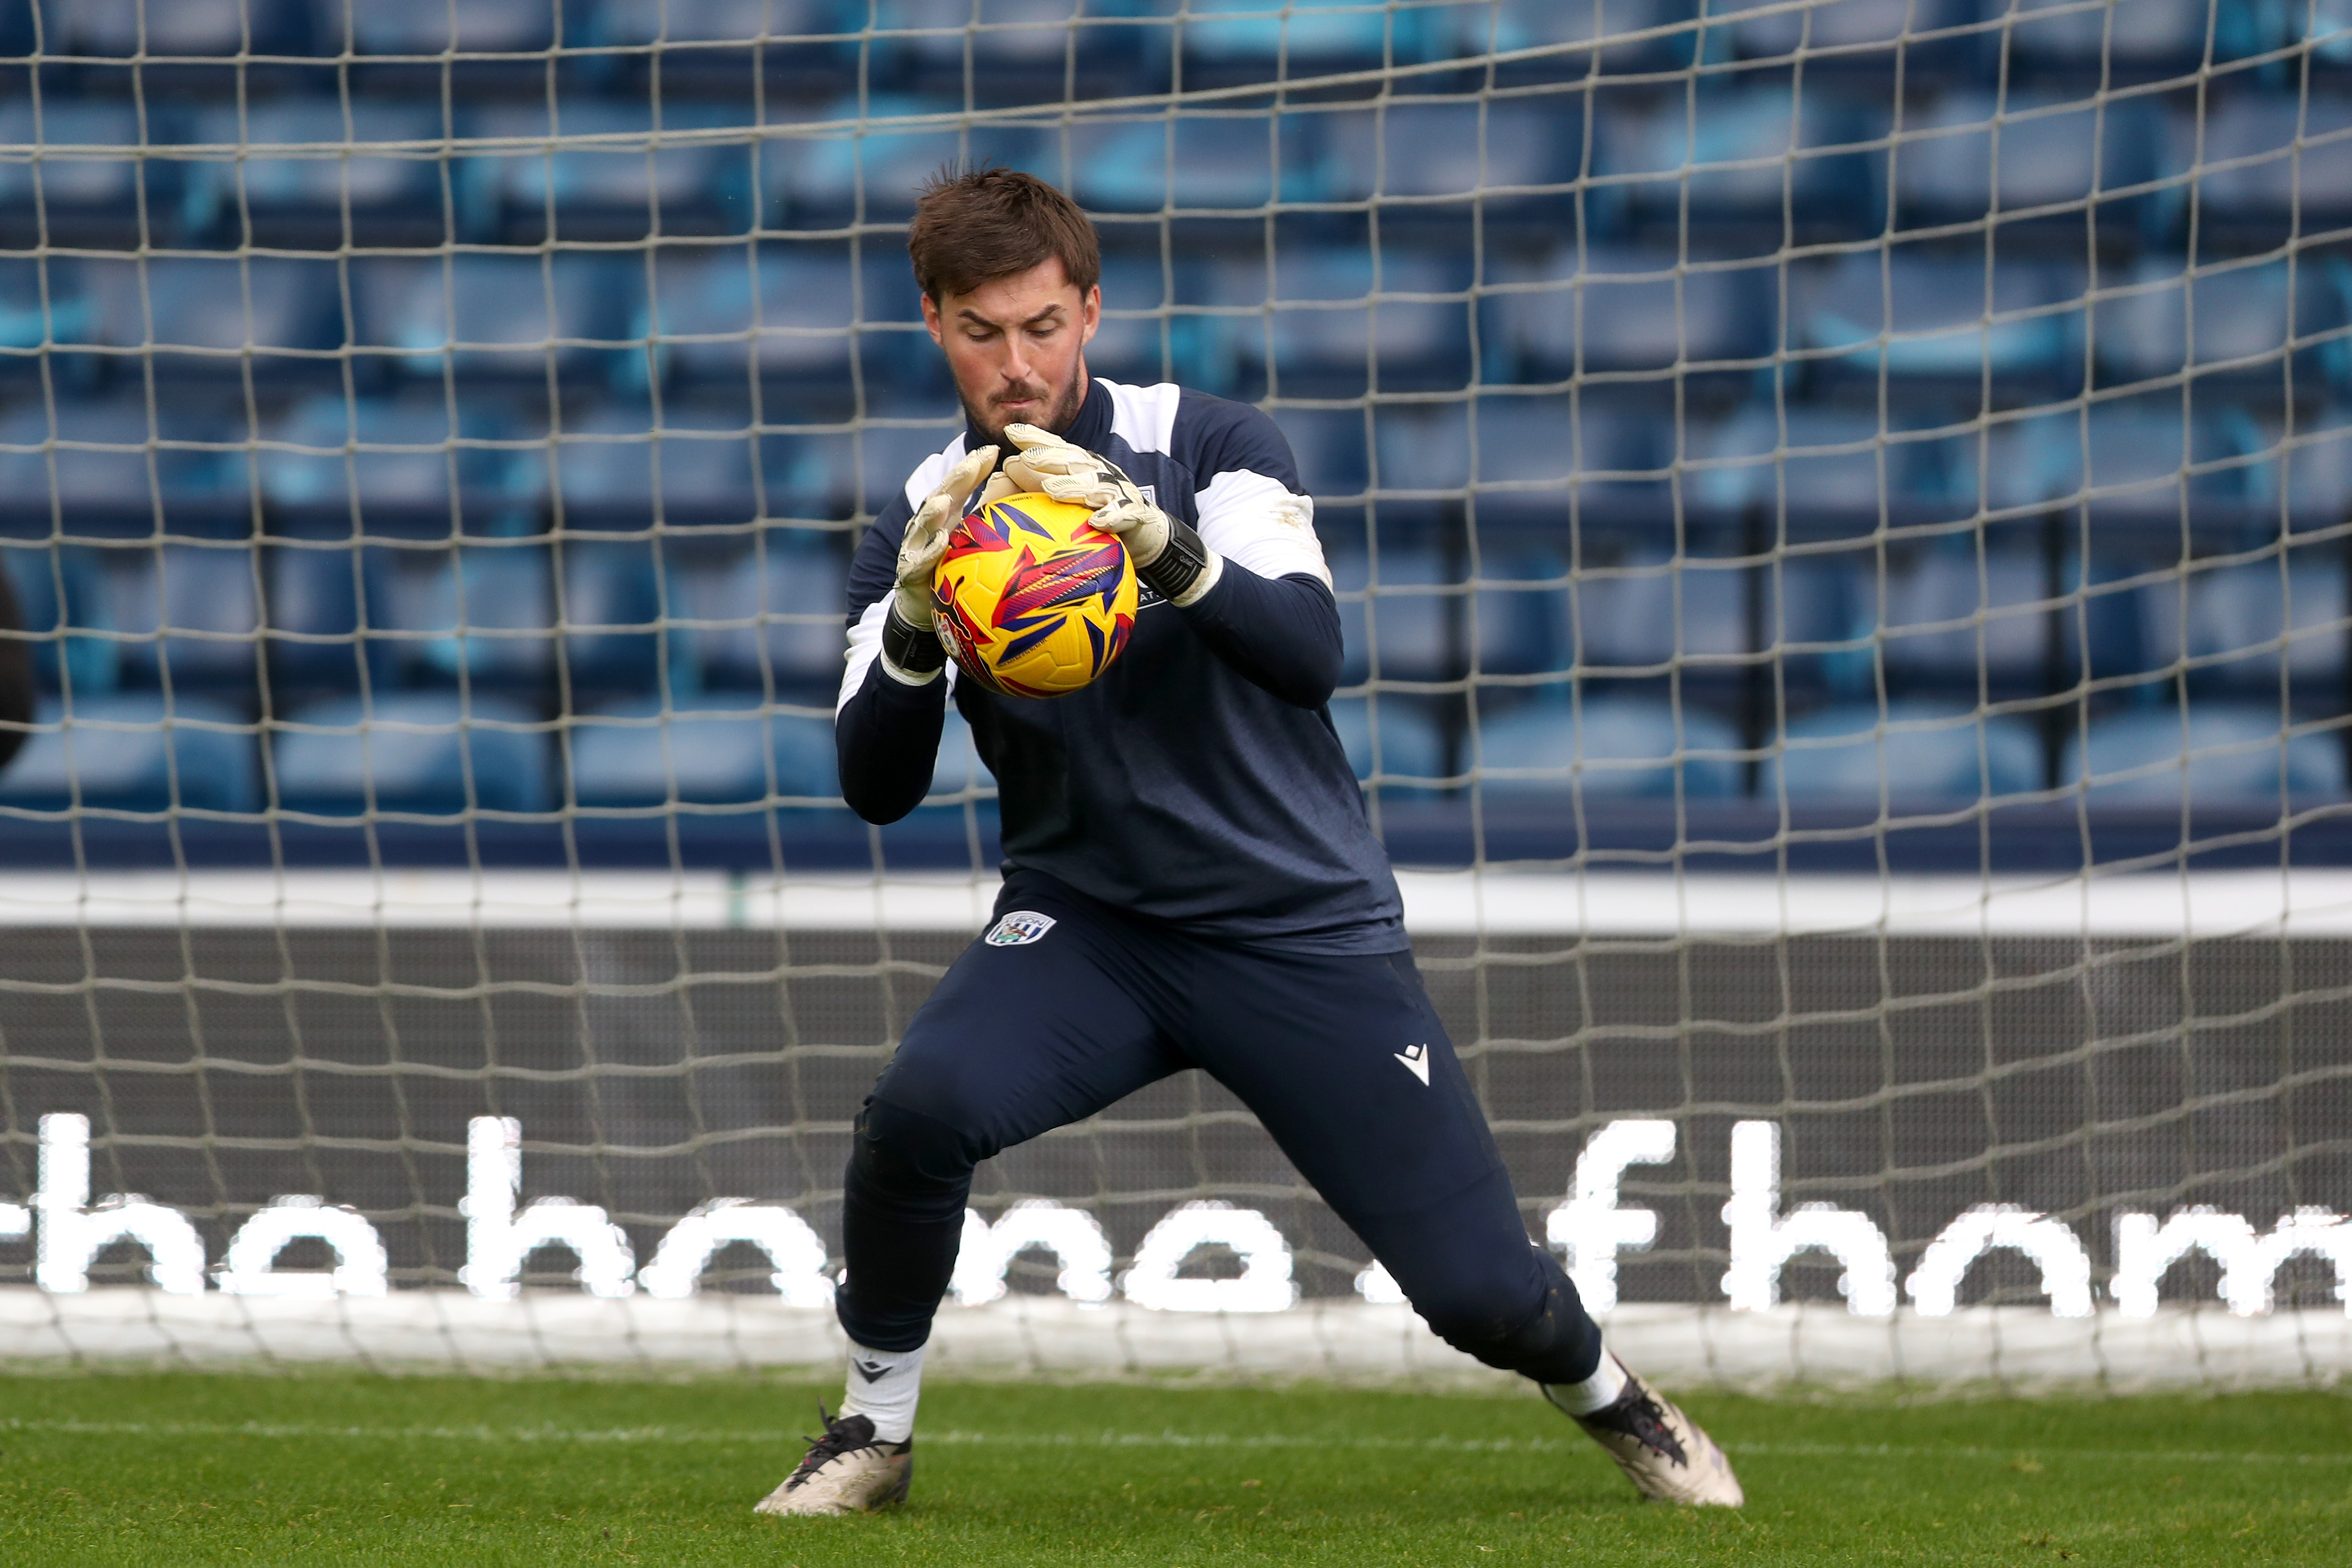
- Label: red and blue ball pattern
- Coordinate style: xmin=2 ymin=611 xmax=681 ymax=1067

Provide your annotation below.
xmin=932 ymin=492 xmax=1139 ymax=698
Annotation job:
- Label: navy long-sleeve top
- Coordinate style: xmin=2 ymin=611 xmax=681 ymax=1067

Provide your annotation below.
xmin=835 ymin=378 xmax=1404 ymax=954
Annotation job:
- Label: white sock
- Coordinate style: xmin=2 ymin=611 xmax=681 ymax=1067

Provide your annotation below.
xmin=1546 ymin=1348 xmax=1629 ymax=1416
xmin=837 ymin=1341 xmax=925 ymax=1443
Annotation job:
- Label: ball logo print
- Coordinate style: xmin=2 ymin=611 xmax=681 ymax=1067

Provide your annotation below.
xmin=985 ymin=911 xmax=1057 ymax=947
xmin=932 ymin=495 xmax=1138 ymax=698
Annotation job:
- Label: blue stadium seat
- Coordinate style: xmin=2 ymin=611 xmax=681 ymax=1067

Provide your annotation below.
xmin=1717 ymin=0 xmax=1972 ymax=62
xmin=2296 ymin=2 xmax=2352 ymax=63
xmin=856 ymin=414 xmax=961 ymax=517
xmin=1688 ymin=406 xmax=1915 ymax=520
xmin=1370 ymin=396 xmax=1664 ymax=522
xmin=182 ymin=104 xmax=444 ymax=237
xmin=61 ymin=0 xmax=308 ymax=57
xmin=1879 ymin=538 xmax=2060 ymax=685
xmin=2185 ymin=556 xmax=2348 ymax=689
xmin=2003 ymin=0 xmax=2268 ymax=72
xmin=1326 ymin=538 xmax=1566 ymax=685
xmin=1172 ymin=0 xmax=1420 ymax=71
xmin=876 ymin=0 xmax=1110 ymax=80
xmin=768 ymin=96 xmax=1045 ymax=225
xmin=370 ymin=537 xmax=558 ymax=686
xmin=321 ymin=0 xmax=558 ymax=55
xmin=265 ymin=535 xmax=397 ymax=695
xmin=0 ymin=542 xmax=119 ymax=692
xmin=1574 ymin=542 xmax=1856 ymax=681
xmin=568 ymin=691 xmax=837 ymax=806
xmin=273 ymin=692 xmax=551 ymax=815
xmin=1319 ymin=98 xmax=1576 ymax=212
xmin=108 ymin=543 xmax=263 ymax=691
xmin=1327 ymin=693 xmax=1447 ymax=790
xmin=552 ymin=403 xmax=759 ymax=527
xmin=465 ymin=101 xmax=751 ymax=238
xmin=2062 ymin=702 xmax=2347 ymax=805
xmin=0 ymin=103 xmax=146 ymax=217
xmin=0 ymin=694 xmax=258 ymax=813
xmin=2170 ymin=96 xmax=2352 ymax=231
xmin=1087 ymin=255 xmax=1180 ymax=388
xmin=1761 ymin=699 xmax=2044 ymax=803
xmin=2093 ymin=255 xmax=2303 ymax=388
xmin=640 ymin=246 xmax=860 ymax=387
xmin=1894 ymin=90 xmax=2155 ymax=228
xmin=1274 ymin=405 xmax=1370 ymax=501
xmin=558 ymin=538 xmax=681 ymax=696
xmin=0 ymin=400 xmax=243 ymax=531
xmin=1200 ymin=250 xmax=1471 ymax=391
xmin=1068 ymin=115 xmax=1319 ymax=215
xmin=1791 ymin=251 xmax=2082 ymax=388
xmin=1474 ymin=695 xmax=1744 ymax=798
xmin=261 ymin=396 xmax=540 ymax=526
xmin=2267 ymin=412 xmax=2352 ymax=524
xmin=76 ymin=252 xmax=339 ymax=379
xmin=595 ymin=0 xmax=840 ymax=47
xmin=359 ymin=253 xmax=633 ymax=384
xmin=674 ymin=532 xmax=848 ymax=694
xmin=1485 ymin=248 xmax=1770 ymax=380
xmin=0 ymin=255 xmax=95 ymax=361
xmin=1596 ymin=86 xmax=1870 ymax=232
xmin=1986 ymin=404 xmax=2263 ymax=525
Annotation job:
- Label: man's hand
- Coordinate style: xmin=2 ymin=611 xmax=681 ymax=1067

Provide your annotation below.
xmin=883 ymin=445 xmax=1013 ymax=683
xmin=1002 ymin=424 xmax=1220 ymax=606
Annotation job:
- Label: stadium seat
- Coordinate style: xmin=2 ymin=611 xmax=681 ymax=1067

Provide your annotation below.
xmin=1087 ymin=256 xmax=1181 ymax=388
xmin=322 ymin=0 xmax=558 ymax=56
xmin=1789 ymin=250 xmax=2083 ymax=389
xmin=768 ymin=96 xmax=1044 ymax=225
xmin=1205 ymin=250 xmax=1471 ymax=393
xmin=0 ymin=255 xmax=95 ymax=363
xmin=76 ymin=252 xmax=340 ymax=382
xmin=1439 ymin=0 xmax=1699 ymax=72
xmin=0 ymin=542 xmax=120 ymax=692
xmin=1894 ymin=90 xmax=2154 ymax=229
xmin=558 ymin=537 xmax=680 ymax=697
xmin=551 ymin=403 xmax=760 ymax=528
xmin=1879 ymin=538 xmax=2061 ymax=686
xmin=465 ymin=101 xmax=751 ymax=240
xmin=1327 ymin=693 xmax=1447 ymax=790
xmin=1473 ymin=694 xmax=1744 ymax=798
xmin=2002 ymin=0 xmax=2270 ymax=72
xmin=856 ymin=414 xmax=962 ymax=517
xmin=641 ymin=246 xmax=855 ymax=387
xmin=2266 ymin=412 xmax=2352 ymax=524
xmin=594 ymin=0 xmax=840 ymax=47
xmin=0 ymin=400 xmax=243 ymax=533
xmin=264 ymin=535 xmax=398 ymax=696
xmin=1596 ymin=86 xmax=1870 ymax=234
xmin=107 ymin=543 xmax=263 ymax=691
xmin=876 ymin=0 xmax=1114 ymax=83
xmin=1485 ymin=247 xmax=1771 ymax=380
xmin=2092 ymin=255 xmax=2302 ymax=389
xmin=1687 ymin=406 xmax=1916 ymax=522
xmin=370 ymin=536 xmax=558 ymax=687
xmin=359 ymin=253 xmax=634 ymax=385
xmin=1276 ymin=405 xmax=1370 ymax=502
xmin=2184 ymin=556 xmax=2349 ymax=689
xmin=260 ymin=397 xmax=540 ymax=530
xmin=271 ymin=691 xmax=551 ymax=815
xmin=672 ymin=532 xmax=849 ymax=694
xmin=1761 ymin=698 xmax=2045 ymax=803
xmin=1985 ymin=404 xmax=2264 ymax=525
xmin=61 ymin=0 xmax=308 ymax=58
xmin=2169 ymin=96 xmax=2352 ymax=233
xmin=181 ymin=103 xmax=445 ymax=240
xmin=1068 ymin=115 xmax=1319 ymax=216
xmin=567 ymin=690 xmax=837 ymax=806
xmin=1326 ymin=537 xmax=1566 ymax=685
xmin=0 ymin=693 xmax=259 ymax=813
xmin=1717 ymin=0 xmax=1972 ymax=63
xmin=2061 ymin=702 xmax=2348 ymax=805
xmin=0 ymin=103 xmax=147 ymax=217
xmin=1318 ymin=98 xmax=1576 ymax=217
xmin=1171 ymin=0 xmax=1417 ymax=73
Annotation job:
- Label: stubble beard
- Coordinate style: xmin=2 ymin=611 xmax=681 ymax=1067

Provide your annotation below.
xmin=963 ymin=368 xmax=1087 ymax=458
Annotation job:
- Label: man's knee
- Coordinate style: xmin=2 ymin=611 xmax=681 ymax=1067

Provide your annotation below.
xmin=1409 ymin=1247 xmax=1601 ymax=1386
xmin=846 ymin=1095 xmax=984 ymax=1226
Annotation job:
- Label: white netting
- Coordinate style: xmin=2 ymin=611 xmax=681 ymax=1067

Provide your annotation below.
xmin=0 ymin=1 xmax=2348 ymax=1385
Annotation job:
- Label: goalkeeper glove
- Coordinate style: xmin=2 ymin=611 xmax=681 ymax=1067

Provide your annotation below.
xmin=882 ymin=445 xmax=1015 ymax=684
xmin=1002 ymin=423 xmax=1221 ymax=608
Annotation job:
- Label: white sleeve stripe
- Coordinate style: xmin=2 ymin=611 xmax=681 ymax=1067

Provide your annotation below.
xmin=838 ymin=597 xmax=958 ymax=715
xmin=1101 ymin=378 xmax=1182 ymax=457
xmin=1193 ymin=468 xmax=1331 ymax=589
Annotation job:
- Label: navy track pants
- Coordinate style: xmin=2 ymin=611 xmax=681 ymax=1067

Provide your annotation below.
xmin=835 ymin=869 xmax=1603 ymax=1386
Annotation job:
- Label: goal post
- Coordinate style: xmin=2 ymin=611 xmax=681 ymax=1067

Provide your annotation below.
xmin=0 ymin=2 xmax=2349 ymax=1387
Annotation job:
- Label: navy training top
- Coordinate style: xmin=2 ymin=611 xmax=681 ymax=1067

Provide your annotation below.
xmin=834 ymin=377 xmax=1406 ymax=954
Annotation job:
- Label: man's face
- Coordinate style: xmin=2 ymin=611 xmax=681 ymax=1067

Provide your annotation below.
xmin=922 ymin=257 xmax=1100 ymax=454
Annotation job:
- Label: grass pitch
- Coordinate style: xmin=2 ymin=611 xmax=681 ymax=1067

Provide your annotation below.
xmin=0 ymin=1371 xmax=2343 ymax=1565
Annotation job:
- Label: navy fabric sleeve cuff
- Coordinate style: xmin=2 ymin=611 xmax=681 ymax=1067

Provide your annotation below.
xmin=836 ymin=659 xmax=949 ymax=824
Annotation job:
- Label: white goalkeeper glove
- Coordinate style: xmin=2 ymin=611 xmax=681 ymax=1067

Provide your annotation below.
xmin=1002 ymin=423 xmax=1221 ymax=608
xmin=882 ymin=444 xmax=1015 ymax=684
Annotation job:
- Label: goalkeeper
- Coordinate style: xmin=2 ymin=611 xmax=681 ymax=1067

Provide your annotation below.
xmin=767 ymin=168 xmax=1742 ymax=1516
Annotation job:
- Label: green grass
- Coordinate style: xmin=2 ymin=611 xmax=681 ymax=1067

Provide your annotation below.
xmin=0 ymin=1372 xmax=2344 ymax=1565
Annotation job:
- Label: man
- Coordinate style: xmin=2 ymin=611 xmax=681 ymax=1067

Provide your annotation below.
xmin=761 ymin=168 xmax=1741 ymax=1516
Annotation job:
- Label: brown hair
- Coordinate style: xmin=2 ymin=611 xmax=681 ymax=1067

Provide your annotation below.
xmin=907 ymin=167 xmax=1101 ymax=303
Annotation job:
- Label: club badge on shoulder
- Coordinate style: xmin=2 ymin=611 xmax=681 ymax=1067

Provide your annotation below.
xmin=985 ymin=910 xmax=1058 ymax=947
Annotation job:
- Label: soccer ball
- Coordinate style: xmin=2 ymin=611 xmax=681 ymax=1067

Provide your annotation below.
xmin=932 ymin=492 xmax=1139 ymax=698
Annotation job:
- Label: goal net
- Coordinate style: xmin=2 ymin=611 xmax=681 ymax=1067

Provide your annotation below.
xmin=1 ymin=0 xmax=2349 ymax=1390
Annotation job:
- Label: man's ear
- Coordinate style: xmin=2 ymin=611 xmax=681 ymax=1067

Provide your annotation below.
xmin=1079 ymin=285 xmax=1101 ymax=347
xmin=921 ymin=292 xmax=944 ymax=346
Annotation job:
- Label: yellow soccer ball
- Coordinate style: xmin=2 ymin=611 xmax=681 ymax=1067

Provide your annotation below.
xmin=932 ymin=492 xmax=1139 ymax=698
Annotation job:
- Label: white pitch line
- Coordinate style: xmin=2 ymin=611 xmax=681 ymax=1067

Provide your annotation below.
xmin=2 ymin=1418 xmax=2346 ymax=1466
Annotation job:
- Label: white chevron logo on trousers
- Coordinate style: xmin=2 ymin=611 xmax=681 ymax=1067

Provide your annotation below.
xmin=1394 ymin=1043 xmax=1430 ymax=1086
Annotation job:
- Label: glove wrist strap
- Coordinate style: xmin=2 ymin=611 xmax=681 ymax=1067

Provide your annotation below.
xmin=1137 ymin=515 xmax=1215 ymax=607
xmin=881 ymin=602 xmax=948 ymax=684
